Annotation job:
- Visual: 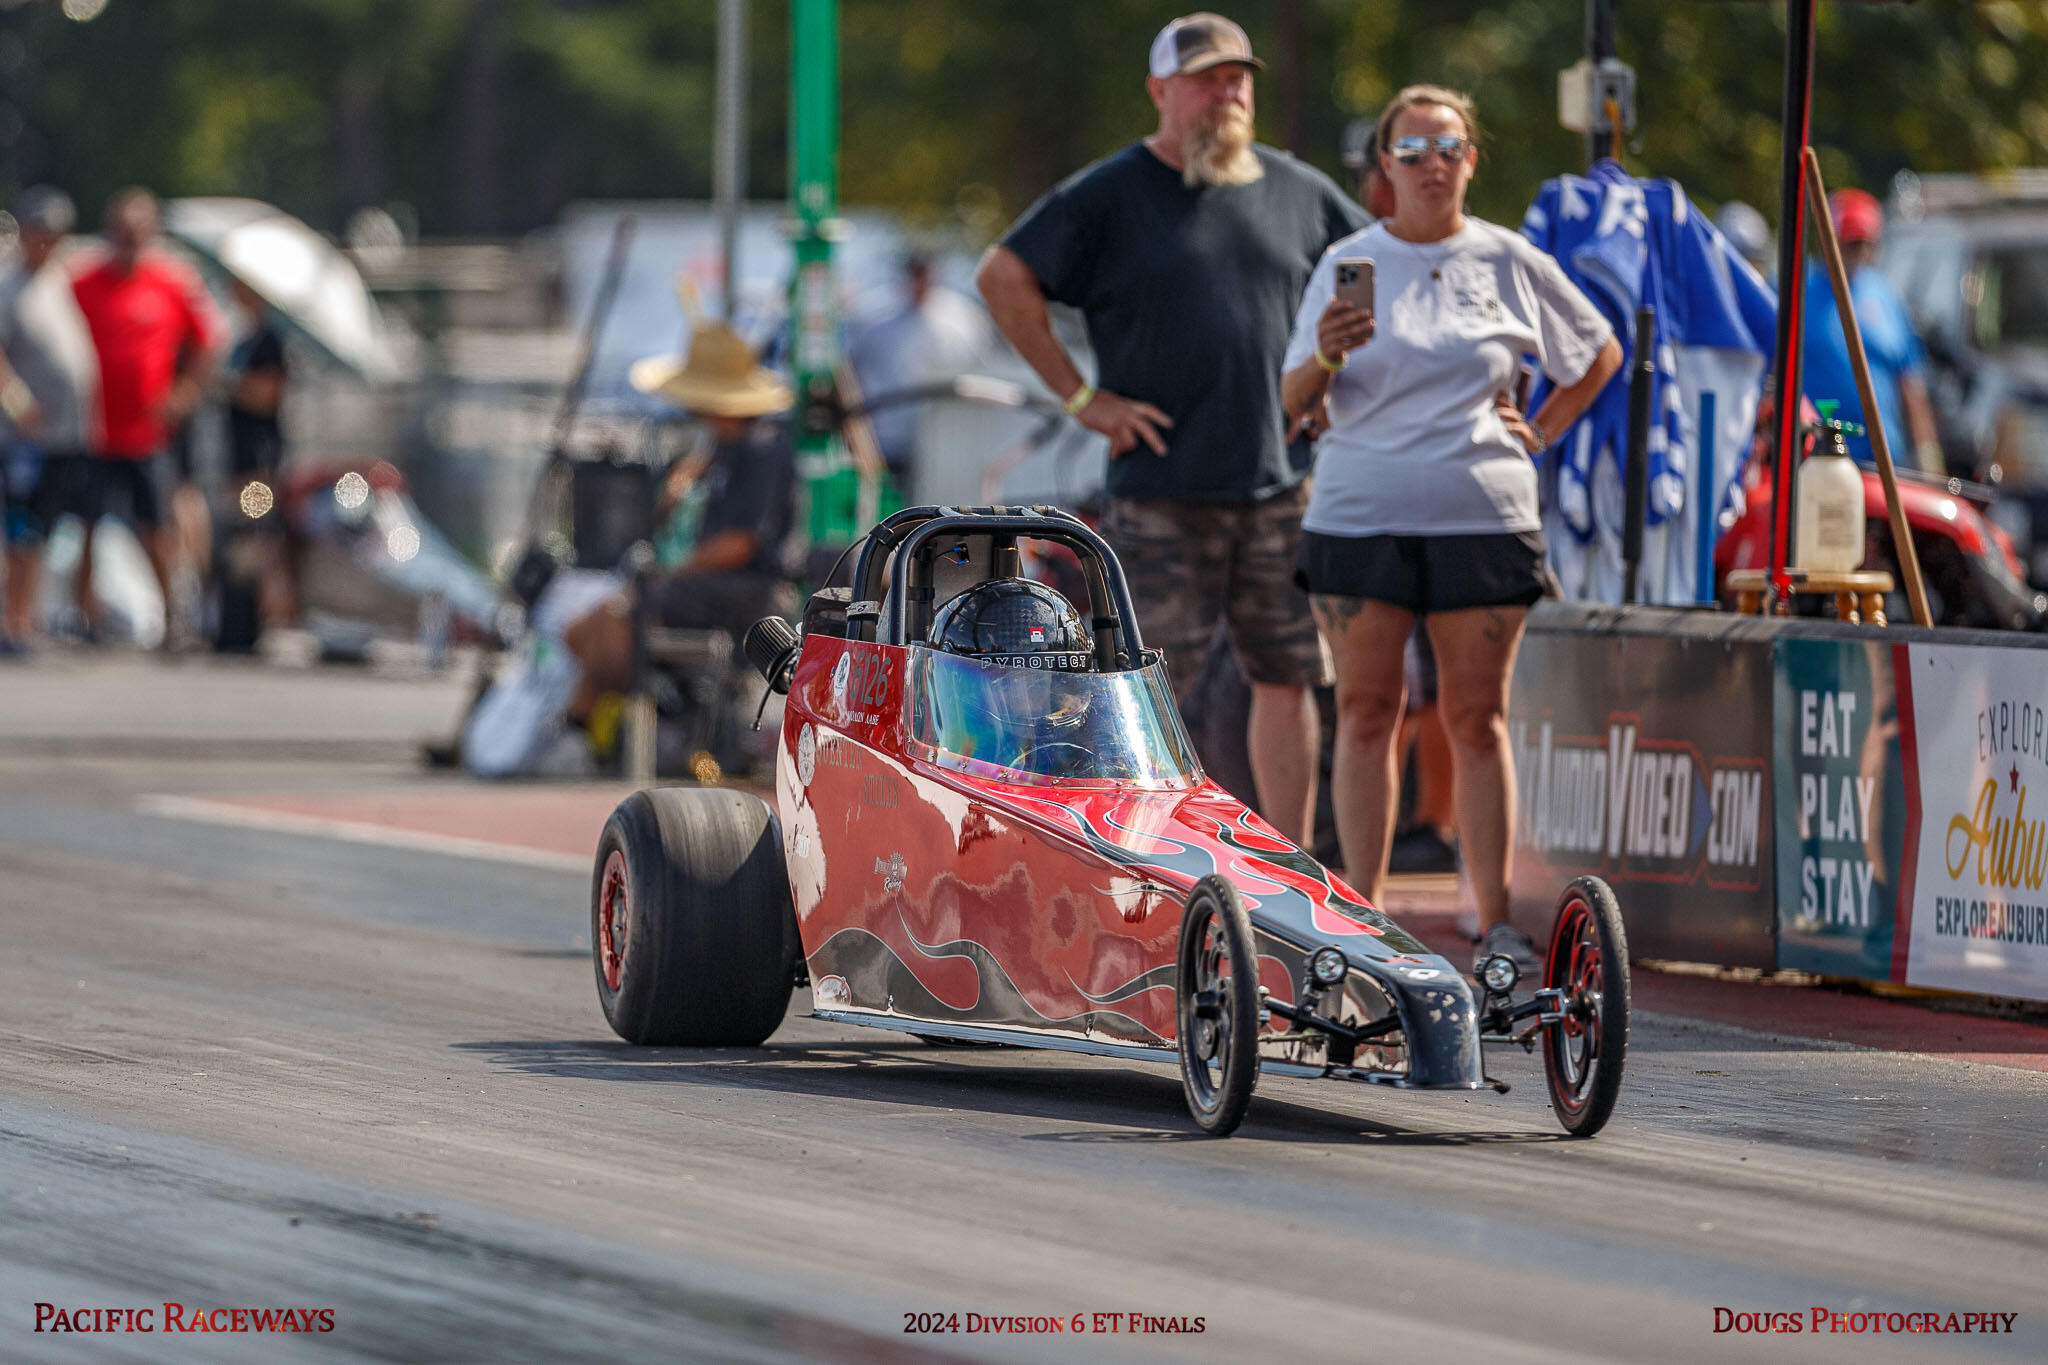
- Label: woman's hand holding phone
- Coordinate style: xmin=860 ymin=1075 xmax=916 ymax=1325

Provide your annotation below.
xmin=1315 ymin=299 xmax=1374 ymax=367
xmin=1317 ymin=257 xmax=1375 ymax=367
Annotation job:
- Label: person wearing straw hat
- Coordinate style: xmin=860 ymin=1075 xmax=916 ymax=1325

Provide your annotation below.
xmin=564 ymin=321 xmax=798 ymax=696
xmin=629 ymin=319 xmax=797 ymax=424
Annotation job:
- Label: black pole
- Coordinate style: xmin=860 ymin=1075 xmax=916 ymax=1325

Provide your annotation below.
xmin=1278 ymin=0 xmax=1305 ymax=155
xmin=629 ymin=543 xmax=654 ymax=700
xmin=1767 ymin=0 xmax=1819 ymax=597
xmin=1585 ymin=0 xmax=1616 ymax=170
xmin=550 ymin=212 xmax=637 ymax=455
xmin=519 ymin=213 xmax=637 ymax=553
xmin=1622 ymin=307 xmax=1655 ymax=604
xmin=1586 ymin=0 xmax=1615 ymax=59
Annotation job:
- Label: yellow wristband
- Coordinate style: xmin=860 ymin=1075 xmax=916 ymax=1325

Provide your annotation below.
xmin=1313 ymin=346 xmax=1345 ymax=373
xmin=0 ymin=377 xmax=31 ymax=423
xmin=1062 ymin=383 xmax=1096 ymax=417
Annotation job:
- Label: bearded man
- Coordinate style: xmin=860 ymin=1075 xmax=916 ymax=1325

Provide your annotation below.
xmin=976 ymin=12 xmax=1366 ymax=845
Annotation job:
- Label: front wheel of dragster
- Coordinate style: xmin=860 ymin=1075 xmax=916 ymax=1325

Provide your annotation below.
xmin=1542 ymin=875 xmax=1630 ymax=1137
xmin=591 ymin=787 xmax=800 ymax=1046
xmin=1176 ymin=875 xmax=1260 ymax=1136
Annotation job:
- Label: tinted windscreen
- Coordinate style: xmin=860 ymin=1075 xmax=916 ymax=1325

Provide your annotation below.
xmin=1979 ymin=246 xmax=2048 ymax=346
xmin=909 ymin=650 xmax=1201 ymax=788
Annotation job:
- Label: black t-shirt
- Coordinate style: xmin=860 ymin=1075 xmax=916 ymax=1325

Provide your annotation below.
xmin=1002 ymin=142 xmax=1367 ymax=501
xmin=698 ymin=420 xmax=796 ymax=578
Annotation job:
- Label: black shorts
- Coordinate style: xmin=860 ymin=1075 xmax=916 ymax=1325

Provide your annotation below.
xmin=90 ymin=453 xmax=174 ymax=533
xmin=1296 ymin=529 xmax=1550 ymax=614
xmin=27 ymin=451 xmax=96 ymax=535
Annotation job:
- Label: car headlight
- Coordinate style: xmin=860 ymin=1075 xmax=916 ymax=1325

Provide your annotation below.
xmin=1481 ymin=953 xmax=1520 ymax=994
xmin=1309 ymin=947 xmax=1347 ymax=987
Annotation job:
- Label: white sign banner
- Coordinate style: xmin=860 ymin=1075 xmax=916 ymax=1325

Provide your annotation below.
xmin=1902 ymin=643 xmax=2048 ymax=1001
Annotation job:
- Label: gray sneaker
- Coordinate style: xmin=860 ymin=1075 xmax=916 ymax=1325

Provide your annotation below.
xmin=1472 ymin=923 xmax=1544 ymax=981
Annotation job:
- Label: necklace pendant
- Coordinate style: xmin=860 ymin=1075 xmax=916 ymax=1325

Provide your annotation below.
xmin=1430 ymin=268 xmax=1441 ymax=280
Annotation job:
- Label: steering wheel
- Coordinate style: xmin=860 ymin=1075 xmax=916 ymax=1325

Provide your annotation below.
xmin=1009 ymin=741 xmax=1099 ymax=775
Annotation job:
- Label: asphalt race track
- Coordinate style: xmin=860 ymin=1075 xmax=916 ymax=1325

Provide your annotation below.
xmin=4 ymin=750 xmax=2047 ymax=1363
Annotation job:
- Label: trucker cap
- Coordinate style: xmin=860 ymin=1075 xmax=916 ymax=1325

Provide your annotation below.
xmin=13 ymin=185 xmax=75 ymax=236
xmin=1714 ymin=200 xmax=1772 ymax=269
xmin=1831 ymin=188 xmax=1883 ymax=245
xmin=1148 ymin=13 xmax=1264 ymax=79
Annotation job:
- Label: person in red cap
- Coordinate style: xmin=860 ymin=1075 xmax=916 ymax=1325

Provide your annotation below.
xmin=976 ymin=12 xmax=1369 ymax=847
xmin=1799 ymin=187 xmax=1941 ymax=471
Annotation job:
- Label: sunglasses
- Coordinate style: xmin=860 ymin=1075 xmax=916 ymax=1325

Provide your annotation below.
xmin=1388 ymin=134 xmax=1471 ymax=166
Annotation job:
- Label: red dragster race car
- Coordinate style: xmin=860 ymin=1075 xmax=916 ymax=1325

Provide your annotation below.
xmin=589 ymin=507 xmax=1629 ymax=1137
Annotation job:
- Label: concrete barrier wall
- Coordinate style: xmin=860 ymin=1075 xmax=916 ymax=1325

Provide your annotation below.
xmin=1771 ymin=637 xmax=1906 ymax=981
xmin=1893 ymin=640 xmax=2048 ymax=1000
xmin=1510 ymin=603 xmax=1780 ymax=968
xmin=1511 ymin=602 xmax=2048 ymax=1001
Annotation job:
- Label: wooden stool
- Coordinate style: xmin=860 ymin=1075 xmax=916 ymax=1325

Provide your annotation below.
xmin=1726 ymin=568 xmax=1895 ymax=624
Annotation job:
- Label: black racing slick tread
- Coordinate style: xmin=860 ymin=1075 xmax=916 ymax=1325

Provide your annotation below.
xmin=591 ymin=787 xmax=799 ymax=1047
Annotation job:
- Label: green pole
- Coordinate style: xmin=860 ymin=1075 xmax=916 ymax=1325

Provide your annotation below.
xmin=788 ymin=0 xmax=859 ymax=548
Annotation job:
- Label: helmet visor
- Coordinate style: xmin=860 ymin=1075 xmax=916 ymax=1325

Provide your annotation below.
xmin=909 ymin=649 xmax=1201 ymax=788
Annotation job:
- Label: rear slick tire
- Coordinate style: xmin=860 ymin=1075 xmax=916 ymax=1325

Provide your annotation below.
xmin=1541 ymin=875 xmax=1630 ymax=1137
xmin=1176 ymin=875 xmax=1260 ymax=1136
xmin=591 ymin=787 xmax=799 ymax=1046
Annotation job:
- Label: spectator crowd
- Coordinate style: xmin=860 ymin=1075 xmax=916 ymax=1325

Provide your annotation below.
xmin=1 ymin=184 xmax=294 ymax=655
xmin=975 ymin=12 xmax=1621 ymax=972
xmin=3 ymin=10 xmax=1948 ymax=961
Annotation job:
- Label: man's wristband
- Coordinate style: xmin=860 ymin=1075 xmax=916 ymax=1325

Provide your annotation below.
xmin=1062 ymin=383 xmax=1096 ymax=418
xmin=0 ymin=377 xmax=31 ymax=423
xmin=1313 ymin=346 xmax=1345 ymax=373
xmin=1526 ymin=417 xmax=1551 ymax=454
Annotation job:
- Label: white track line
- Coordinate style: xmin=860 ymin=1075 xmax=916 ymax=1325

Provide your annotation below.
xmin=135 ymin=794 xmax=590 ymax=874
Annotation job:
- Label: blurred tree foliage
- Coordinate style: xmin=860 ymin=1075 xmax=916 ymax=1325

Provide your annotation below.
xmin=0 ymin=0 xmax=791 ymax=234
xmin=6 ymin=0 xmax=2048 ymax=242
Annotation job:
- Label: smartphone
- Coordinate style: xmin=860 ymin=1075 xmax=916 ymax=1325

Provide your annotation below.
xmin=1334 ymin=258 xmax=1374 ymax=315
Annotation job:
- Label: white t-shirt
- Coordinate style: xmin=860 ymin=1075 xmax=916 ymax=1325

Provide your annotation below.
xmin=1284 ymin=218 xmax=1612 ymax=536
xmin=0 ymin=258 xmax=99 ymax=453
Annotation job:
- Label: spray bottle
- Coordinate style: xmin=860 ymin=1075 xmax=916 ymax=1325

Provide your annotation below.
xmin=1795 ymin=402 xmax=1867 ymax=573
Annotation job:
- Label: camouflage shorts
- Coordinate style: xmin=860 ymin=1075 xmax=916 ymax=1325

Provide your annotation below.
xmin=1099 ymin=484 xmax=1330 ymax=699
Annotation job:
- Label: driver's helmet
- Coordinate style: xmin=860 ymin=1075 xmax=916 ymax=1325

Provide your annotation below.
xmin=927 ymin=579 xmax=1101 ymax=775
xmin=929 ymin=578 xmax=1091 ymax=672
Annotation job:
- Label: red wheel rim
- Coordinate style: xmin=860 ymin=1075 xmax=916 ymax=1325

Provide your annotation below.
xmin=1547 ymin=896 xmax=1603 ymax=1112
xmin=598 ymin=848 xmax=630 ymax=992
xmin=1179 ymin=899 xmax=1241 ymax=1117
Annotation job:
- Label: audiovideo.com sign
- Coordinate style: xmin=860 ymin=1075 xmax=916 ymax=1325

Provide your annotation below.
xmin=1510 ymin=616 xmax=1776 ymax=967
xmin=1899 ymin=644 xmax=2048 ymax=1002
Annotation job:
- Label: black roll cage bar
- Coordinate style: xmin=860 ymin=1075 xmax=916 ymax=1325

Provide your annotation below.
xmin=844 ymin=505 xmax=1147 ymax=672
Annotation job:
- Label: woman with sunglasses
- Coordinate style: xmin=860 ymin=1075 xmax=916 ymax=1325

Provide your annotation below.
xmin=1280 ymin=84 xmax=1622 ymax=974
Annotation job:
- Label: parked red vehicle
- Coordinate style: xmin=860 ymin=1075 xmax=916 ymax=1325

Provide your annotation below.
xmin=210 ymin=457 xmax=504 ymax=655
xmin=1716 ymin=446 xmax=2045 ymax=630
xmin=588 ymin=508 xmax=1629 ymax=1137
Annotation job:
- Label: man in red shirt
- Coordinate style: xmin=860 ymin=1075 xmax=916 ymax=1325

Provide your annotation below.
xmin=71 ymin=187 xmax=223 ymax=636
